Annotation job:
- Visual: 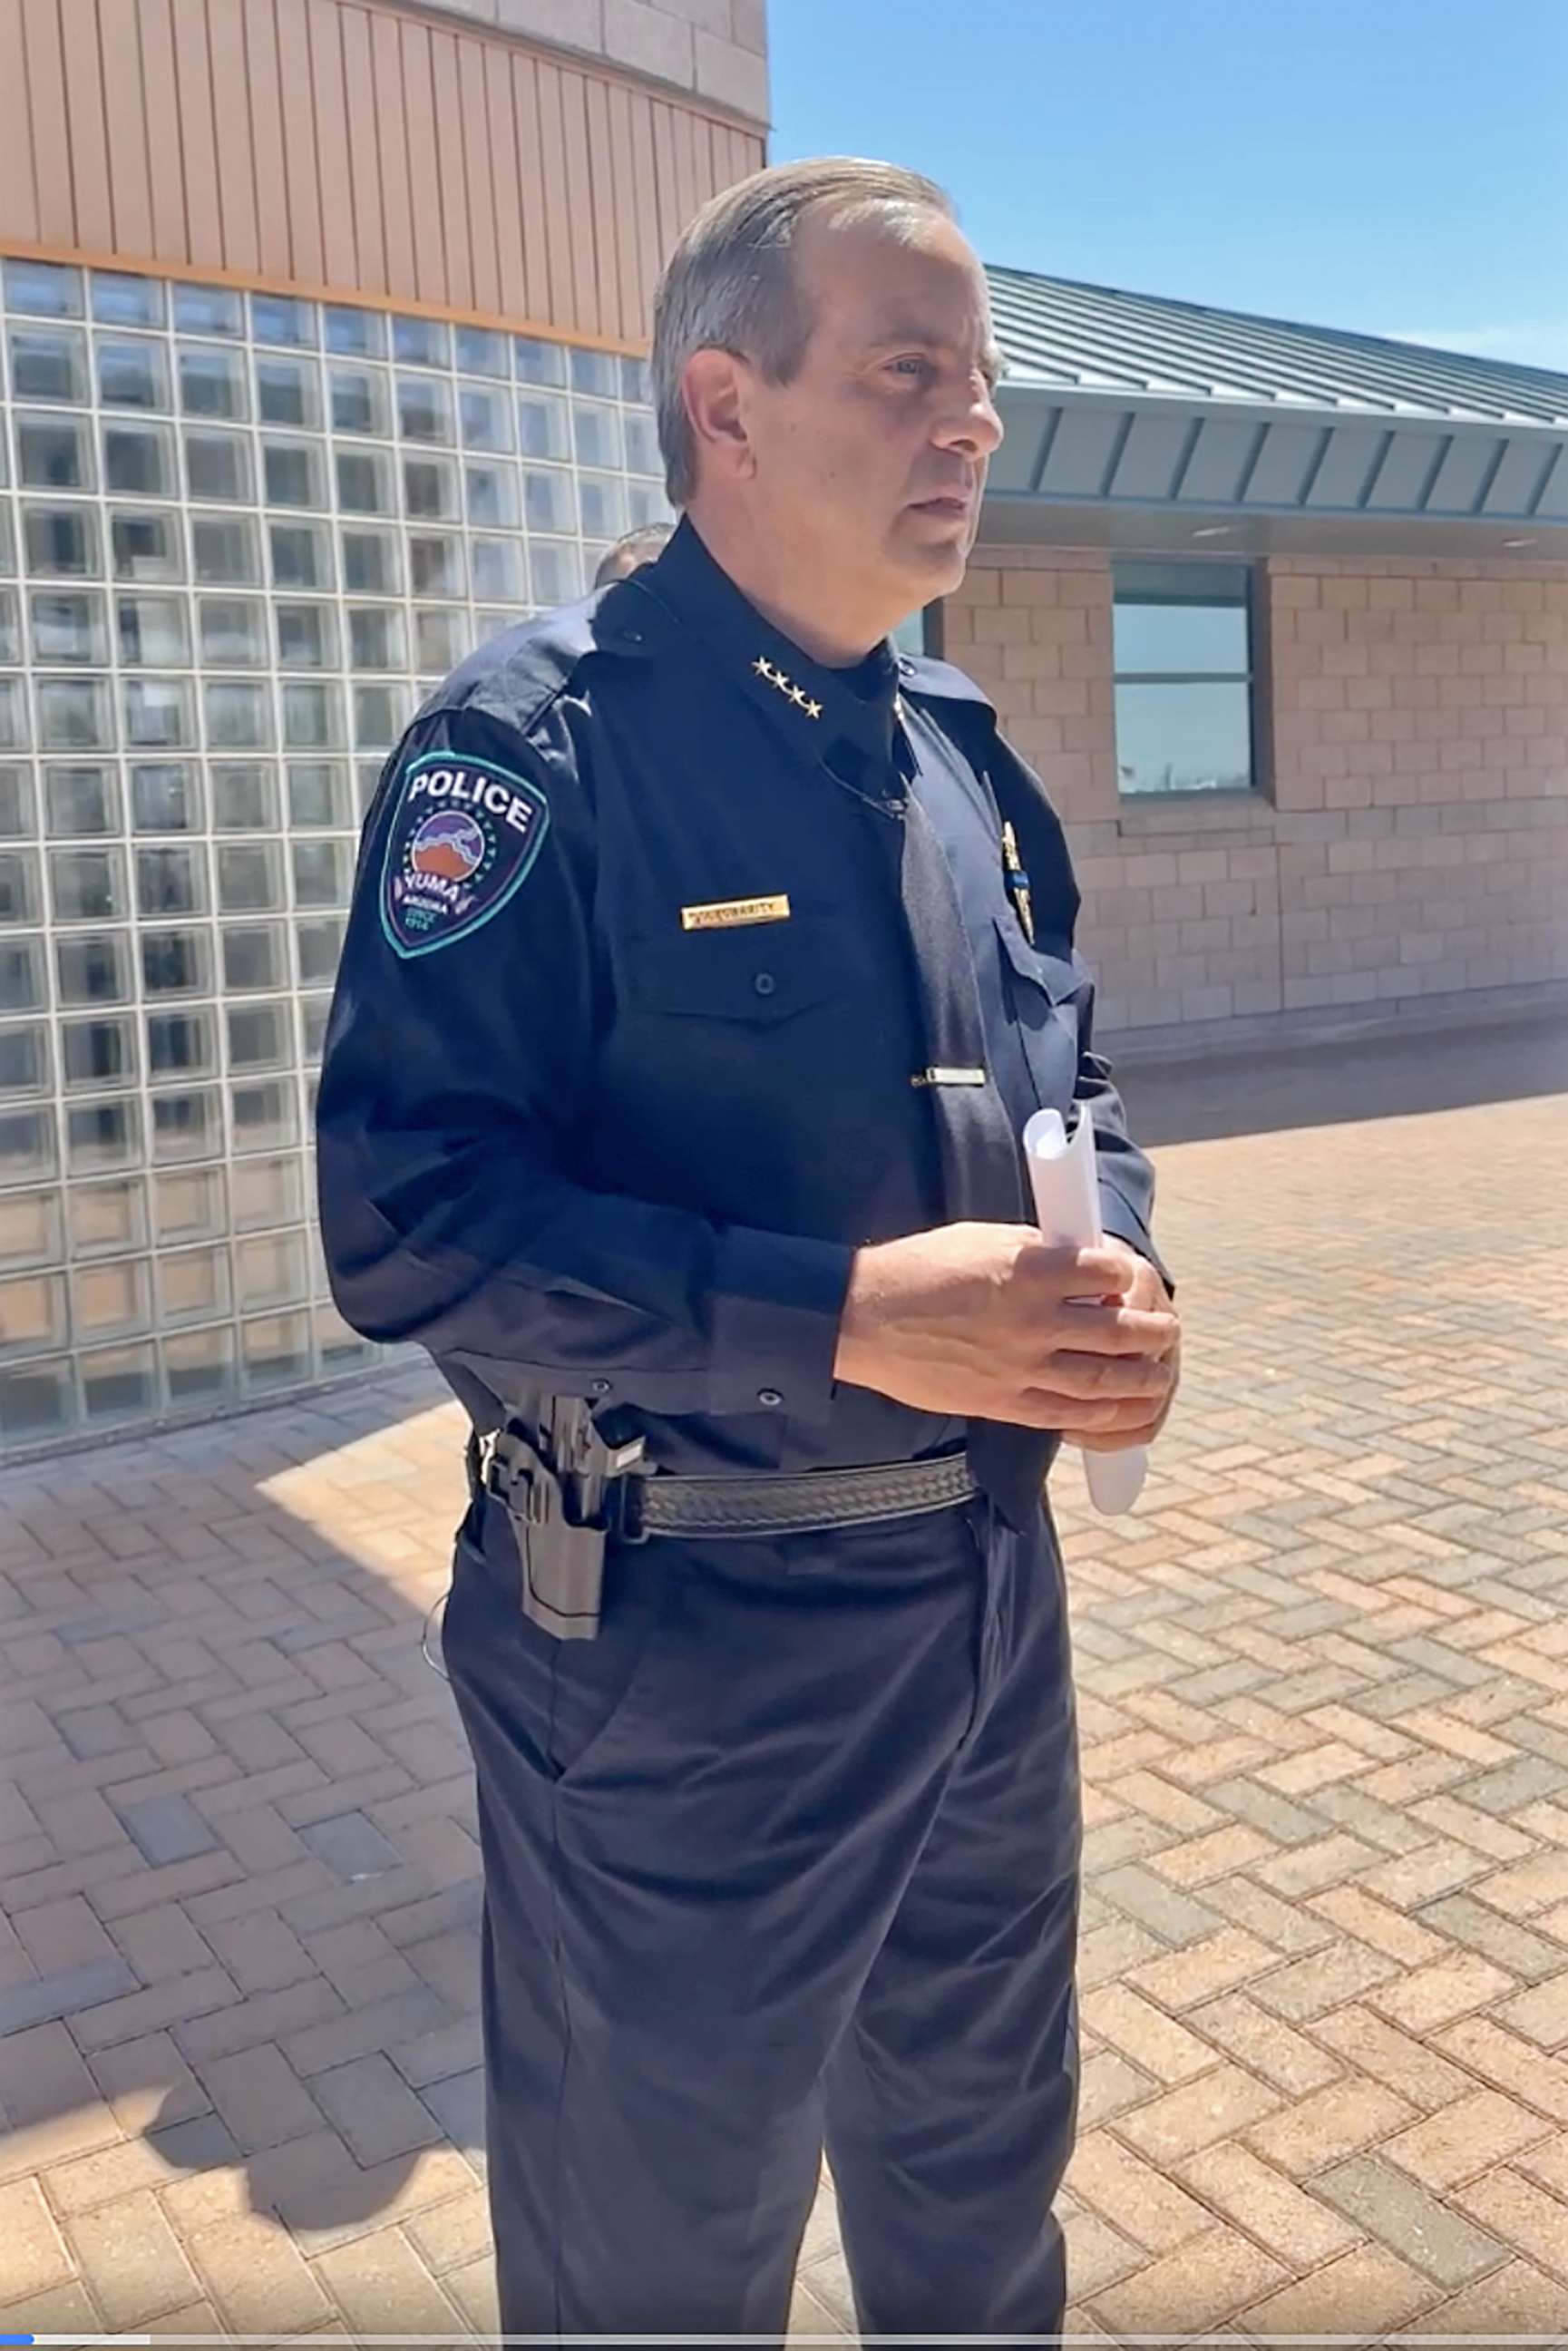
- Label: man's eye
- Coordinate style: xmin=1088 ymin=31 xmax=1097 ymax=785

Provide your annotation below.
xmin=889 ymin=356 xmax=933 ymax=381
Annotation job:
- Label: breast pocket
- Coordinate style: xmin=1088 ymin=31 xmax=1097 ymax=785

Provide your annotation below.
xmin=994 ymin=912 xmax=1087 ymax=1115
xmin=626 ymin=915 xmax=852 ymax=1027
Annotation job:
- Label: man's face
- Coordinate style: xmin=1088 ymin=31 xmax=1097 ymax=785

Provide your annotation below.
xmin=736 ymin=210 xmax=1004 ymax=624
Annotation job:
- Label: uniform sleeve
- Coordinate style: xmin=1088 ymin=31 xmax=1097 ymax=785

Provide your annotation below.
xmin=1073 ymin=1017 xmax=1173 ymax=1293
xmin=316 ymin=702 xmax=853 ymax=1420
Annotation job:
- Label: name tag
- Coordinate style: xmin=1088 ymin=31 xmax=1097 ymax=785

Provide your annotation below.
xmin=680 ymin=894 xmax=792 ymax=932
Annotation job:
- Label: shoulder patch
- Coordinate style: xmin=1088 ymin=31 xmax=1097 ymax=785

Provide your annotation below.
xmin=379 ymin=752 xmax=550 ymax=959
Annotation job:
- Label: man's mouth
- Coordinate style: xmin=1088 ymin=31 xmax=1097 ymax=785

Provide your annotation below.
xmin=910 ymin=492 xmax=972 ymax=519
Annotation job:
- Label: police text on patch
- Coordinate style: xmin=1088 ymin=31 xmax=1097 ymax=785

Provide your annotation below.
xmin=380 ymin=752 xmax=550 ymax=959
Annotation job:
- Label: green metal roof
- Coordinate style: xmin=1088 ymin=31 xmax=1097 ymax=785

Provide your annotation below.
xmin=979 ymin=266 xmax=1568 ymax=542
xmin=986 ymin=265 xmax=1568 ymax=430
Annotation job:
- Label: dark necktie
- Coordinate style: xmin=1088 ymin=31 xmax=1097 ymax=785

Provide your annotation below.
xmin=894 ymin=777 xmax=1059 ymax=1529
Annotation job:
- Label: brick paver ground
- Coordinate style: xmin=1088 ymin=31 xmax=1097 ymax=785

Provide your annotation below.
xmin=3 ymin=1010 xmax=1566 ymax=2343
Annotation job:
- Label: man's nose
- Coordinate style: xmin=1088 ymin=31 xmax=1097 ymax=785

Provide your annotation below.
xmin=935 ymin=379 xmax=1004 ymax=459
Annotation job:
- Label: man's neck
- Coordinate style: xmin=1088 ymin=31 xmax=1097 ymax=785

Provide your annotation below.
xmin=681 ymin=503 xmax=893 ymax=671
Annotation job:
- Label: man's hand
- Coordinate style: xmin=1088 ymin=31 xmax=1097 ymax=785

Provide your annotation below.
xmin=1070 ymin=1235 xmax=1180 ymax=1454
xmin=833 ymin=1221 xmax=1179 ymax=1440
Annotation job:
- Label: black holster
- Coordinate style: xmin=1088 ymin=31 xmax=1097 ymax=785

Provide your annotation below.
xmin=475 ymin=1398 xmax=647 ymax=1641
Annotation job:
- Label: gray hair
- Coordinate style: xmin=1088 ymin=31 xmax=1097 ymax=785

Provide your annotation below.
xmin=651 ymin=157 xmax=954 ymax=507
xmin=593 ymin=522 xmax=675 ymax=588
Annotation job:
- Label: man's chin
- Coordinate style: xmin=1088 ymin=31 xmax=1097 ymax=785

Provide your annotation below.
xmin=894 ymin=526 xmax=972 ymax=600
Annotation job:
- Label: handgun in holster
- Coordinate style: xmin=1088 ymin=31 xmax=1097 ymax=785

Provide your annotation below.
xmin=480 ymin=1396 xmax=647 ymax=1641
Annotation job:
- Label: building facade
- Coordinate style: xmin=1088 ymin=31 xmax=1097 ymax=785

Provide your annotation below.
xmin=0 ymin=0 xmax=765 ymax=1450
xmin=966 ymin=272 xmax=1568 ymax=1042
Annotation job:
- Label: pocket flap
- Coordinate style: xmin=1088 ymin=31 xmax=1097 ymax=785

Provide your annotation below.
xmin=993 ymin=912 xmax=1084 ymax=1004
xmin=627 ymin=915 xmax=851 ymax=1023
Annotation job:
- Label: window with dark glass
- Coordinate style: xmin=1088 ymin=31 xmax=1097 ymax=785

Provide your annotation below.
xmin=1112 ymin=561 xmax=1259 ymax=797
xmin=191 ymin=514 xmax=260 ymax=585
xmin=110 ymin=509 xmax=179 ymax=581
xmin=256 ymin=355 xmax=320 ymax=430
xmin=18 ymin=415 xmax=92 ymax=490
xmin=10 ymin=326 xmax=88 ymax=404
xmin=55 ymin=932 xmax=130 ymax=1005
xmin=27 ymin=505 xmax=100 ymax=577
xmin=179 ymin=344 xmax=247 ymax=420
xmin=174 ymin=284 xmax=243 ymax=337
xmin=393 ymin=316 xmax=449 ymax=369
xmin=104 ymin=423 xmax=175 ymax=498
xmin=30 ymin=591 xmax=108 ymax=666
xmin=118 ymin=593 xmax=191 ymax=668
xmin=92 ymin=274 xmax=165 ymax=328
xmin=97 ymin=337 xmax=170 ymax=411
xmin=141 ymin=928 xmax=209 ymax=996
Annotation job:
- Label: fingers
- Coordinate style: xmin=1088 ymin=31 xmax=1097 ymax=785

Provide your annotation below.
xmin=1052 ymin=1302 xmax=1180 ymax=1358
xmin=1030 ymin=1347 xmax=1175 ymax=1405
xmin=1021 ymin=1242 xmax=1138 ymax=1300
xmin=1008 ymin=1387 xmax=1169 ymax=1435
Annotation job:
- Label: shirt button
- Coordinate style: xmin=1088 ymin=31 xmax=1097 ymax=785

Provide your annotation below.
xmin=589 ymin=1377 xmax=612 ymax=1396
xmin=757 ymin=1388 xmax=784 ymax=1409
xmin=753 ymin=971 xmax=776 ymax=997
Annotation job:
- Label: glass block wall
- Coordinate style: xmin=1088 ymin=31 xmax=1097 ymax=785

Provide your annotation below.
xmin=0 ymin=257 xmax=671 ymax=1451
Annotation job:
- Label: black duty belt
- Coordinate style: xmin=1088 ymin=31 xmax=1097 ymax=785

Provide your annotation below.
xmin=484 ymin=1428 xmax=979 ymax=1545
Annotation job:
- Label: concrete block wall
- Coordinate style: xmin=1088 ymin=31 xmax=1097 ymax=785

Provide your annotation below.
xmin=945 ymin=547 xmax=1568 ymax=1039
xmin=414 ymin=0 xmax=769 ymax=121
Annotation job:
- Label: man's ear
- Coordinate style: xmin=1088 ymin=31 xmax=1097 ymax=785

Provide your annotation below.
xmin=682 ymin=348 xmax=757 ymax=483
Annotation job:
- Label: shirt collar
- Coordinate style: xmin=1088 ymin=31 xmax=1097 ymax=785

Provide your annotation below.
xmin=641 ymin=516 xmax=903 ymax=776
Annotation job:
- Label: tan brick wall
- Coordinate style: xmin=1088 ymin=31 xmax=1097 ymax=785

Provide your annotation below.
xmin=947 ymin=549 xmax=1568 ymax=1038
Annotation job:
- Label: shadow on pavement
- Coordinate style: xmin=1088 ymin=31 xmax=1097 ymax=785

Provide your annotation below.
xmin=1114 ymin=1010 xmax=1568 ymax=1149
xmin=0 ymin=1365 xmax=495 ymax=2336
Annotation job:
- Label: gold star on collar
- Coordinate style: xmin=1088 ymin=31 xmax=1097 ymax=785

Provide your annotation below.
xmin=752 ymin=652 xmax=821 ymax=718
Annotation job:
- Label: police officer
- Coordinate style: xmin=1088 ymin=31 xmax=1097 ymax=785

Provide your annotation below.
xmin=317 ymin=156 xmax=1180 ymax=2344
xmin=592 ymin=520 xmax=674 ymax=586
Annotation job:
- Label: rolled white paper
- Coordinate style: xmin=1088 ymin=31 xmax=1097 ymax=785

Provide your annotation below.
xmin=1022 ymin=1106 xmax=1148 ymax=1517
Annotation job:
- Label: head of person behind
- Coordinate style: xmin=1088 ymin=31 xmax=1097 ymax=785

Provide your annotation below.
xmin=593 ymin=522 xmax=676 ymax=588
xmin=651 ymin=157 xmax=1004 ymax=669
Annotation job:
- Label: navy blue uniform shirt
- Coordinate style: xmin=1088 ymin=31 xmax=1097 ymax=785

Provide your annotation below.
xmin=317 ymin=519 xmax=1164 ymax=1495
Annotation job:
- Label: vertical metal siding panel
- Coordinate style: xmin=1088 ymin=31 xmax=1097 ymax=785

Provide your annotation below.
xmin=98 ymin=0 xmax=155 ymax=258
xmin=398 ymin=16 xmax=444 ymax=305
xmin=169 ymin=0 xmax=222 ymax=268
xmin=0 ymin=0 xmax=42 ymax=244
xmin=429 ymin=26 xmax=472 ymax=312
xmin=627 ymin=91 xmax=662 ymax=344
xmin=136 ymin=0 xmax=190 ymax=261
xmin=242 ymin=0 xmax=290 ymax=279
xmin=558 ymin=70 xmax=598 ymax=337
xmin=339 ymin=5 xmax=385 ymax=296
xmin=532 ymin=61 xmax=575 ymax=334
xmin=308 ymin=0 xmax=356 ymax=292
xmin=369 ymin=7 xmax=414 ymax=300
xmin=275 ymin=0 xmax=325 ymax=287
xmin=605 ymin=82 xmax=643 ymax=344
xmin=511 ymin=51 xmax=550 ymax=326
xmin=62 ymin=0 xmax=113 ymax=253
xmin=669 ymin=101 xmax=698 ymax=244
xmin=206 ymin=0 xmax=262 ymax=277
xmin=648 ymin=100 xmax=680 ymax=278
xmin=483 ymin=37 xmax=527 ymax=322
xmin=23 ymin=0 xmax=74 ymax=248
xmin=582 ymin=73 xmax=621 ymax=344
xmin=457 ymin=35 xmax=501 ymax=318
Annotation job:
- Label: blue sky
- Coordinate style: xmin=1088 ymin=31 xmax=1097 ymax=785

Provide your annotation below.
xmin=769 ymin=0 xmax=1568 ymax=374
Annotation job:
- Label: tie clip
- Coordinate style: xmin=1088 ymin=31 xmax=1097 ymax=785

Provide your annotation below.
xmin=911 ymin=1066 xmax=988 ymax=1088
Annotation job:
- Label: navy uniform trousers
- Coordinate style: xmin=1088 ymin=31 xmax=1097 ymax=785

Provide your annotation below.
xmin=442 ymin=1481 xmax=1080 ymax=2342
